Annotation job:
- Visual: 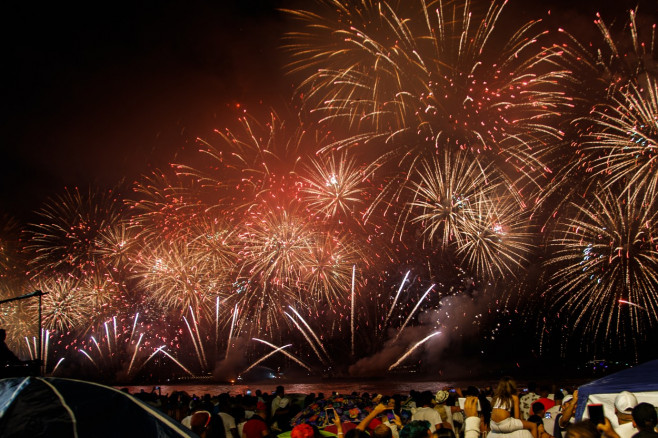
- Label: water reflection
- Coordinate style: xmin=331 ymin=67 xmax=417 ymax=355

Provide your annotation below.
xmin=119 ymin=380 xmax=455 ymax=396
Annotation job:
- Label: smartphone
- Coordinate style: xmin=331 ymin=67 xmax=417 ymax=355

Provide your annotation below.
xmin=545 ymin=412 xmax=552 ymax=419
xmin=588 ymin=404 xmax=605 ymax=425
xmin=326 ymin=407 xmax=336 ymax=419
xmin=458 ymin=397 xmax=481 ymax=411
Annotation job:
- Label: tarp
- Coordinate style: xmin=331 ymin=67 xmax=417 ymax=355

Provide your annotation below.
xmin=0 ymin=376 xmax=198 ymax=438
xmin=575 ymin=360 xmax=658 ymax=422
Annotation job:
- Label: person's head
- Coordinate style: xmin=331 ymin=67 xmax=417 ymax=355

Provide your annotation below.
xmin=345 ymin=429 xmax=372 ymax=438
xmin=276 ymin=385 xmax=285 ymax=396
xmin=527 ymin=382 xmax=537 ymax=394
xmin=614 ymin=391 xmax=638 ymax=424
xmin=373 ymin=424 xmax=393 ymax=438
xmin=190 ymin=411 xmax=212 ymax=436
xmin=465 ymin=386 xmax=480 ymax=397
xmin=554 ymin=391 xmax=565 ymax=405
xmin=565 ymin=421 xmax=599 ymax=438
xmin=434 ymin=390 xmax=449 ymax=405
xmin=255 ymin=401 xmax=268 ymax=417
xmin=531 ymin=402 xmax=545 ymax=417
xmin=400 ymin=420 xmax=432 ymax=438
xmin=0 ymin=329 xmax=6 ymax=341
xmin=632 ymin=402 xmax=658 ymax=432
xmin=539 ymin=385 xmax=550 ymax=398
xmin=291 ymin=424 xmax=316 ymax=438
xmin=433 ymin=429 xmax=456 ymax=438
xmin=494 ymin=376 xmax=518 ymax=400
xmin=418 ymin=391 xmax=435 ymax=407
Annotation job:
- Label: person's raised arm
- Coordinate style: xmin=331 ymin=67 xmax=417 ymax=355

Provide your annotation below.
xmin=464 ymin=397 xmax=481 ymax=438
xmin=597 ymin=418 xmax=621 ymax=438
xmin=558 ymin=391 xmax=578 ymax=429
xmin=357 ymin=403 xmax=388 ymax=431
xmin=333 ymin=408 xmax=344 ymax=438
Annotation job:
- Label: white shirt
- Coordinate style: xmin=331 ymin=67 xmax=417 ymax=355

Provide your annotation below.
xmin=271 ymin=395 xmax=289 ymax=416
xmin=412 ymin=406 xmax=443 ymax=430
xmin=614 ymin=422 xmax=638 ymax=438
xmin=219 ymin=412 xmax=237 ymax=438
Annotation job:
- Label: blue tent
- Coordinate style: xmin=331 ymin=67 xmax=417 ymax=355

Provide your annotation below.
xmin=575 ymin=359 xmax=658 ymax=420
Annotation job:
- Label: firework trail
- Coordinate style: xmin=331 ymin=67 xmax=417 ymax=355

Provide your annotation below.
xmin=388 ymin=331 xmax=441 ymax=371
xmin=226 ymin=304 xmax=238 ymax=359
xmin=383 ymin=270 xmax=410 ymax=330
xmin=252 ymin=338 xmax=312 ymax=371
xmin=351 ymin=264 xmax=356 ymax=356
xmin=155 ymin=347 xmax=195 ymax=376
xmin=287 ymin=306 xmax=329 ymax=359
xmin=395 ymin=284 xmax=434 ymax=342
xmin=241 ymin=344 xmax=292 ymax=376
xmin=127 ymin=333 xmax=145 ymax=375
xmin=284 ymin=311 xmax=328 ymax=365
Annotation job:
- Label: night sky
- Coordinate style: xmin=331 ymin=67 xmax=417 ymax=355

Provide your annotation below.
xmin=2 ymin=0 xmax=655 ymax=221
xmin=1 ymin=0 xmax=658 ymax=378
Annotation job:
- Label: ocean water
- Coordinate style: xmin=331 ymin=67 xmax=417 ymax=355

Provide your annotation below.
xmin=119 ymin=379 xmax=461 ymax=397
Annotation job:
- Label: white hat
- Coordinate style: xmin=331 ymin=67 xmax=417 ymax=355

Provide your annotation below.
xmin=562 ymin=395 xmax=574 ymax=406
xmin=614 ymin=391 xmax=638 ymax=413
xmin=435 ymin=390 xmax=449 ymax=404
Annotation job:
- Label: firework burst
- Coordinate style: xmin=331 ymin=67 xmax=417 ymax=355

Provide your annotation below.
xmin=285 ymin=0 xmax=567 ymax=210
xmin=30 ymin=275 xmax=94 ymax=332
xmin=575 ymin=78 xmax=658 ymax=197
xmin=25 ymin=186 xmax=126 ymax=276
xmin=544 ymin=185 xmax=658 ymax=348
xmin=300 ymin=152 xmax=375 ymax=220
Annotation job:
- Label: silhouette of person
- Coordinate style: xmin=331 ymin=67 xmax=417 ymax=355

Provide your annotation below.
xmin=0 ymin=328 xmax=21 ymax=365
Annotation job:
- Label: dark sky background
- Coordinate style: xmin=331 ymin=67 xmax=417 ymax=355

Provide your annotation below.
xmin=1 ymin=0 xmax=654 ymax=221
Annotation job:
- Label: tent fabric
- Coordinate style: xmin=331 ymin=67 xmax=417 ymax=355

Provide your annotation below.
xmin=0 ymin=376 xmax=198 ymax=438
xmin=575 ymin=360 xmax=658 ymax=421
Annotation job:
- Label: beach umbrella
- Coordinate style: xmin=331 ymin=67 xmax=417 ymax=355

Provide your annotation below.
xmin=290 ymin=394 xmax=375 ymax=428
xmin=0 ymin=376 xmax=198 ymax=438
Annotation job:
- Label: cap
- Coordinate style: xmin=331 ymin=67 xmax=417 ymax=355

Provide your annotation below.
xmin=435 ymin=390 xmax=449 ymax=404
xmin=562 ymin=395 xmax=574 ymax=406
xmin=614 ymin=391 xmax=638 ymax=413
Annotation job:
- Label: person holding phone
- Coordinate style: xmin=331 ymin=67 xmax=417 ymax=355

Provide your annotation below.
xmin=356 ymin=400 xmax=403 ymax=438
xmin=463 ymin=396 xmax=483 ymax=438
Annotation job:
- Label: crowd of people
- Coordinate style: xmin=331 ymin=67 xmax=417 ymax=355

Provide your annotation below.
xmin=126 ymin=378 xmax=658 ymax=438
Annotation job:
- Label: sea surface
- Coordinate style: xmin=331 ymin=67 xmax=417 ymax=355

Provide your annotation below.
xmin=119 ymin=378 xmax=464 ymax=397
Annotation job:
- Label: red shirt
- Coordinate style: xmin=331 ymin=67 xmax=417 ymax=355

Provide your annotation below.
xmin=243 ymin=416 xmax=268 ymax=438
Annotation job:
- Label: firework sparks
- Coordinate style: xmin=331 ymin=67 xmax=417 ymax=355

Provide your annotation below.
xmin=545 ymin=185 xmax=658 ymax=347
